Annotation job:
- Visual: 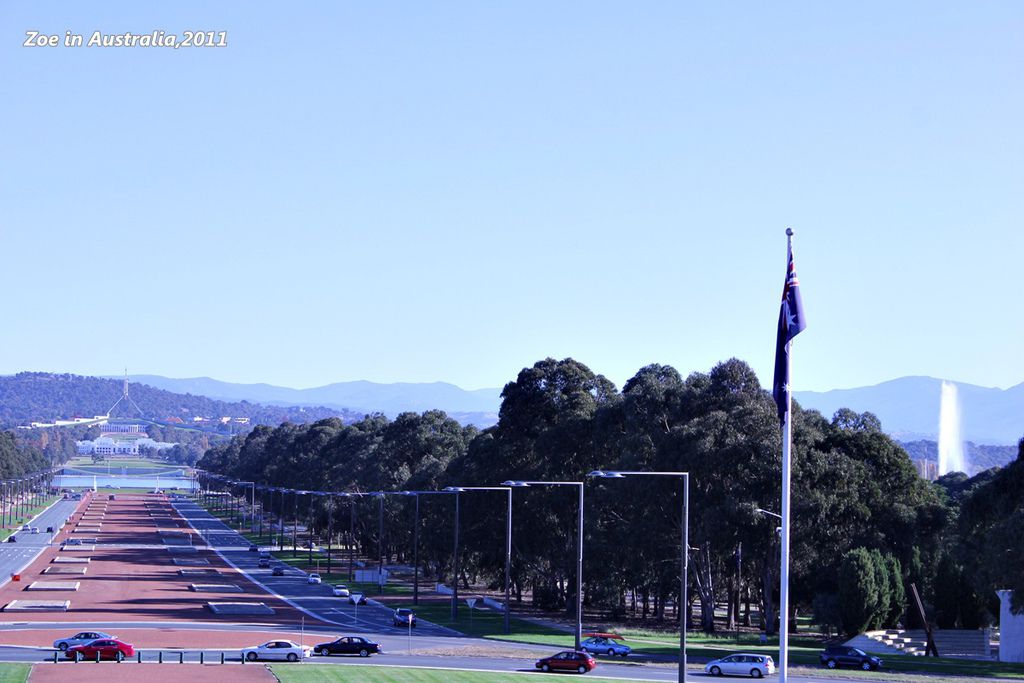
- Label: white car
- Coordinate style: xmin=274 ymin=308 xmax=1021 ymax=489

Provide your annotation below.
xmin=332 ymin=584 xmax=350 ymax=597
xmin=54 ymin=631 xmax=117 ymax=651
xmin=307 ymin=573 xmax=322 ymax=585
xmin=706 ymin=653 xmax=775 ymax=678
xmin=242 ymin=640 xmax=311 ymax=662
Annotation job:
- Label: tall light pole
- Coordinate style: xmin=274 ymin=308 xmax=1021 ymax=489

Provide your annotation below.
xmin=503 ymin=480 xmax=584 ymax=650
xmin=398 ymin=491 xmax=456 ymax=607
xmin=445 ymin=486 xmax=513 ymax=634
xmin=589 ymin=470 xmax=690 ymax=683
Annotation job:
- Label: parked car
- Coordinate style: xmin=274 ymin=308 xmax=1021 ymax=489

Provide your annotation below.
xmin=65 ymin=638 xmax=134 ymax=661
xmin=271 ymin=565 xmax=286 ymax=576
xmin=348 ymin=593 xmax=368 ymax=605
xmin=307 ymin=573 xmax=322 ymax=585
xmin=705 ymin=653 xmax=775 ymax=678
xmin=332 ymin=584 xmax=350 ymax=597
xmin=313 ymin=635 xmax=381 ymax=657
xmin=393 ymin=608 xmax=417 ymax=627
xmin=258 ymin=557 xmax=271 ymax=568
xmin=242 ymin=640 xmax=311 ymax=662
xmin=54 ymin=631 xmax=117 ymax=651
xmin=580 ymin=636 xmax=631 ymax=657
xmin=535 ymin=651 xmax=597 ymax=674
xmin=820 ymin=646 xmax=883 ymax=671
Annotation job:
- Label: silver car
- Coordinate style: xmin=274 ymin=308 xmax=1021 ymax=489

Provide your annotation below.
xmin=706 ymin=653 xmax=776 ymax=678
xmin=54 ymin=631 xmax=117 ymax=651
xmin=242 ymin=640 xmax=311 ymax=662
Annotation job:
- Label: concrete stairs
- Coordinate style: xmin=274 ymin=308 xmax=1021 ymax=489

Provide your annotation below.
xmin=847 ymin=629 xmax=992 ymax=660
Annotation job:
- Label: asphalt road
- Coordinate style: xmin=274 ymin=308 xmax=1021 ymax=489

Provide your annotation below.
xmin=0 ymin=497 xmax=80 ymax=589
xmin=172 ymin=498 xmax=457 ymax=637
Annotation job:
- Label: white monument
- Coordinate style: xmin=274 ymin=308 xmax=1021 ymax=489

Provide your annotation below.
xmin=998 ymin=590 xmax=1024 ymax=663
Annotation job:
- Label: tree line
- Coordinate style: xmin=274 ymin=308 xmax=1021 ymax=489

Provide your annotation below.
xmin=199 ymin=357 xmax=1024 ymax=634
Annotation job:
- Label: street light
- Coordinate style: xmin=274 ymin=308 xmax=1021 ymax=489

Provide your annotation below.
xmin=589 ymin=470 xmax=690 ymax=683
xmin=502 ymin=480 xmax=584 ymax=650
xmin=397 ymin=490 xmax=457 ymax=608
xmin=445 ymin=486 xmax=513 ymax=634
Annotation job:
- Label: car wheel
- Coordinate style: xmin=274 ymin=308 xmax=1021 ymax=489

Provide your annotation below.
xmin=711 ymin=666 xmax=722 ymax=676
xmin=317 ymin=647 xmax=330 ymax=656
xmin=287 ymin=653 xmax=298 ymax=662
xmin=57 ymin=642 xmax=69 ymax=651
xmin=580 ymin=647 xmax=588 ymax=653
xmin=246 ymin=652 xmax=258 ymax=661
xmin=751 ymin=668 xmax=763 ymax=678
xmin=606 ymin=649 xmax=614 ymax=656
xmin=115 ymin=652 xmax=124 ymax=662
xmin=541 ymin=664 xmax=551 ymax=672
xmin=359 ymin=649 xmax=369 ymax=657
xmin=578 ymin=665 xmax=587 ymax=674
xmin=826 ymin=659 xmax=837 ymax=669
xmin=861 ymin=662 xmax=872 ymax=671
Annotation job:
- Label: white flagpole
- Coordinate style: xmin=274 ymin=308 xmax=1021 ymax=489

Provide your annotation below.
xmin=778 ymin=229 xmax=794 ymax=683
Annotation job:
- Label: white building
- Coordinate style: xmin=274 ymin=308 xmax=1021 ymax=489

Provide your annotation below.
xmin=999 ymin=590 xmax=1024 ymax=663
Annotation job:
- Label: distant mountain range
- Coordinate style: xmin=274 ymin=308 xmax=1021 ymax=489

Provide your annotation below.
xmin=795 ymin=376 xmax=1024 ymax=445
xmin=123 ymin=375 xmax=502 ymax=428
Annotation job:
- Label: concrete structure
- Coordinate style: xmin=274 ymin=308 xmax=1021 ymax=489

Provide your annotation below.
xmin=206 ymin=602 xmax=274 ymax=615
xmin=998 ymin=590 xmax=1024 ymax=663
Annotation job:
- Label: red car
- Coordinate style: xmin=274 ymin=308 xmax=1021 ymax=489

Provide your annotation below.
xmin=65 ymin=638 xmax=135 ymax=660
xmin=535 ymin=650 xmax=597 ymax=674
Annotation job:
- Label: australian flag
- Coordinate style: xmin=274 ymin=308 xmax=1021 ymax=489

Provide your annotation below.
xmin=772 ymin=236 xmax=807 ymax=426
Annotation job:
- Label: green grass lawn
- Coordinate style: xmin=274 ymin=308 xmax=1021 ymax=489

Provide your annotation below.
xmin=66 ymin=457 xmax=173 ymax=469
xmin=0 ymin=664 xmax=29 ymax=683
xmin=271 ymin=664 xmax=634 ymax=682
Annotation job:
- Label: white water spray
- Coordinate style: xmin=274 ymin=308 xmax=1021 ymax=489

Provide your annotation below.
xmin=937 ymin=381 xmax=966 ymax=475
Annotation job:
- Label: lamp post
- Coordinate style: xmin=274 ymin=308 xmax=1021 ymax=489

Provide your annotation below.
xmin=398 ymin=491 xmax=457 ymax=608
xmin=237 ymin=481 xmax=256 ymax=534
xmin=445 ymin=486 xmax=513 ymax=634
xmin=502 ymin=480 xmax=584 ymax=650
xmin=589 ymin=470 xmax=690 ymax=683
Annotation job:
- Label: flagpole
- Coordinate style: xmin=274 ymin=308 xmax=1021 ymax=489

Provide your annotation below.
xmin=778 ymin=228 xmax=795 ymax=683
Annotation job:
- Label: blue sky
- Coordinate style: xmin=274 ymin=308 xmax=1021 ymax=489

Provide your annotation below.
xmin=1 ymin=2 xmax=1021 ymax=392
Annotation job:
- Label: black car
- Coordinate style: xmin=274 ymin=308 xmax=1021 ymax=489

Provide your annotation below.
xmin=271 ymin=566 xmax=286 ymax=576
xmin=820 ymin=646 xmax=883 ymax=670
xmin=313 ymin=636 xmax=381 ymax=657
xmin=248 ymin=544 xmax=258 ymax=552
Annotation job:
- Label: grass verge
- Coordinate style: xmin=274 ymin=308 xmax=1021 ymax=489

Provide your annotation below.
xmin=0 ymin=664 xmax=30 ymax=683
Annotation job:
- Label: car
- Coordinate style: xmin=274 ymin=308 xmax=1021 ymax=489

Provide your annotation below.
xmin=536 ymin=651 xmax=597 ymax=674
xmin=248 ymin=544 xmax=258 ymax=552
xmin=272 ymin=565 xmax=286 ymax=576
xmin=258 ymin=557 xmax=271 ymax=568
xmin=393 ymin=608 xmax=417 ymax=627
xmin=307 ymin=573 xmax=322 ymax=585
xmin=313 ymin=635 xmax=381 ymax=657
xmin=332 ymin=584 xmax=351 ymax=597
xmin=820 ymin=645 xmax=883 ymax=671
xmin=705 ymin=653 xmax=775 ymax=678
xmin=259 ymin=550 xmax=271 ymax=558
xmin=348 ymin=593 xmax=368 ymax=605
xmin=6 ymin=536 xmax=16 ymax=543
xmin=29 ymin=526 xmax=39 ymax=534
xmin=20 ymin=525 xmax=30 ymax=532
xmin=63 ymin=538 xmax=83 ymax=546
xmin=54 ymin=631 xmax=117 ymax=651
xmin=65 ymin=638 xmax=134 ymax=661
xmin=241 ymin=640 xmax=311 ymax=662
xmin=580 ymin=636 xmax=631 ymax=657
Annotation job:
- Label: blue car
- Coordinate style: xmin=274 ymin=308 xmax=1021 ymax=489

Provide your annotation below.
xmin=580 ymin=636 xmax=631 ymax=657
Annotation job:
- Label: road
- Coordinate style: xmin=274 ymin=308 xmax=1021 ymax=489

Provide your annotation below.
xmin=172 ymin=497 xmax=458 ymax=637
xmin=0 ymin=497 xmax=80 ymax=589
